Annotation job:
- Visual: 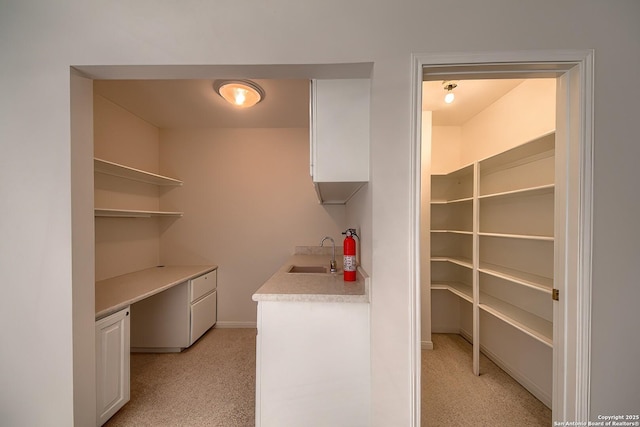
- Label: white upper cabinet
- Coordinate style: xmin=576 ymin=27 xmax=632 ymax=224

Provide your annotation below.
xmin=310 ymin=79 xmax=370 ymax=204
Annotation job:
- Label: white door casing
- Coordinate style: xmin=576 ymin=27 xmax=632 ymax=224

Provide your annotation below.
xmin=410 ymin=50 xmax=594 ymax=426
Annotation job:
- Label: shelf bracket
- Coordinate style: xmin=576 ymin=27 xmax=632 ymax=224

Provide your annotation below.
xmin=552 ymin=288 xmax=559 ymax=301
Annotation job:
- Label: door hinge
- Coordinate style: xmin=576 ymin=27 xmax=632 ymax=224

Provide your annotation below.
xmin=552 ymin=288 xmax=559 ymax=301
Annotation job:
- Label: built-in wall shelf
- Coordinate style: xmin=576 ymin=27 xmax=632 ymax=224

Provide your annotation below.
xmin=95 ymin=208 xmax=183 ymax=218
xmin=431 ymin=281 xmax=473 ymax=303
xmin=431 ymin=196 xmax=474 ymax=205
xmin=430 ymin=131 xmax=556 ymax=388
xmin=431 ymin=256 xmax=473 ymax=270
xmin=431 ymin=164 xmax=474 ymax=203
xmin=479 ymin=294 xmax=553 ymax=347
xmin=478 ymin=232 xmax=554 ymax=242
xmin=94 ymin=158 xmax=183 ymax=186
xmin=479 ymin=184 xmax=554 ymax=201
xmin=431 ymin=230 xmax=473 ymax=235
xmin=94 ymin=158 xmax=183 ymax=219
xmin=479 ymin=262 xmax=553 ymax=293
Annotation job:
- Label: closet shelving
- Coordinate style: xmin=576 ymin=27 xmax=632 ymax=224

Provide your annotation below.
xmin=479 ymin=293 xmax=553 ymax=346
xmin=94 ymin=158 xmax=184 ymax=218
xmin=431 ymin=163 xmax=475 ymax=302
xmin=431 ymin=132 xmax=556 ymax=362
xmin=431 ymin=281 xmax=472 ymax=304
xmin=95 ymin=208 xmax=183 ymax=218
xmin=94 ymin=158 xmax=183 ymax=186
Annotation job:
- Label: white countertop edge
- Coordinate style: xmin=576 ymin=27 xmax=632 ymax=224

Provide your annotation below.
xmin=96 ymin=302 xmax=132 ymax=320
xmin=253 ymin=293 xmax=370 ymax=303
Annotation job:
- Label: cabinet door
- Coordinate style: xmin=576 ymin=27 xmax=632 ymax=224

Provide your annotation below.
xmin=96 ymin=307 xmax=130 ymax=426
xmin=311 ymin=79 xmax=370 ymax=183
xmin=190 ymin=290 xmax=217 ymax=345
xmin=256 ymin=301 xmax=370 ymax=426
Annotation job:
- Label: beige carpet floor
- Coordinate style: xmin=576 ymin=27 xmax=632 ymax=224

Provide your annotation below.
xmin=105 ymin=328 xmax=256 ymax=427
xmin=106 ymin=329 xmax=551 ymax=426
xmin=422 ymin=333 xmax=552 ymax=426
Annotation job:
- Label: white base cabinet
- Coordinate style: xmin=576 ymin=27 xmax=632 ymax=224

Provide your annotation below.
xmin=130 ymin=269 xmax=217 ymax=352
xmin=255 ymin=301 xmax=370 ymax=427
xmin=95 ymin=306 xmax=130 ymax=426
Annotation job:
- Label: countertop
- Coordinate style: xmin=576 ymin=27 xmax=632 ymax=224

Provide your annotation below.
xmin=95 ymin=265 xmax=217 ymax=319
xmin=252 ymin=249 xmax=369 ymax=303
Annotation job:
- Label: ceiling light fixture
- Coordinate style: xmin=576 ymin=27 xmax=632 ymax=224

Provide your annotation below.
xmin=213 ymin=80 xmax=265 ymax=108
xmin=443 ymin=80 xmax=457 ymax=104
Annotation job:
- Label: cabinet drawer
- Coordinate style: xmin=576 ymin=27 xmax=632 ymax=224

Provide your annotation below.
xmin=190 ymin=290 xmax=217 ymax=345
xmin=190 ymin=270 xmax=217 ymax=302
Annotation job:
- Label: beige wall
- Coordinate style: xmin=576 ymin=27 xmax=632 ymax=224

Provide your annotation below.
xmin=2 ymin=1 xmax=640 ymax=425
xmin=159 ymin=127 xmax=347 ymax=323
xmin=430 ymin=79 xmax=556 ymax=173
xmin=346 ymin=182 xmax=372 ymax=272
xmin=431 ymin=125 xmax=462 ymax=173
xmin=93 ymin=95 xmax=160 ymax=173
xmin=93 ymin=95 xmax=162 ymax=280
xmin=460 ymin=79 xmax=556 ymax=165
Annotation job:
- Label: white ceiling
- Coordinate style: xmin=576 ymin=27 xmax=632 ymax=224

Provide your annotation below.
xmin=423 ymin=79 xmax=524 ymax=126
xmin=94 ymin=78 xmax=526 ymax=129
xmin=94 ymin=79 xmax=310 ymax=129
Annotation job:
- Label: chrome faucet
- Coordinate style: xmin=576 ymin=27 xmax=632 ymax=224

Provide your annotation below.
xmin=320 ymin=236 xmax=337 ymax=273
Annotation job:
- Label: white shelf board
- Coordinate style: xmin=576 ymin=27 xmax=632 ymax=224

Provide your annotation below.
xmin=478 ymin=132 xmax=555 ymax=174
xmin=479 ymin=293 xmax=553 ymax=347
xmin=431 ymin=196 xmax=473 ymax=205
xmin=95 ymin=208 xmax=183 ymax=218
xmin=479 ymin=183 xmax=554 ymax=200
xmin=431 ymin=229 xmax=473 ymax=235
xmin=478 ymin=232 xmax=554 ymax=242
xmin=94 ymin=158 xmax=183 ymax=186
xmin=431 ymin=281 xmax=473 ymax=303
xmin=431 ymin=256 xmax=473 ymax=270
xmin=479 ymin=262 xmax=553 ymax=293
xmin=432 ymin=163 xmax=475 ymax=178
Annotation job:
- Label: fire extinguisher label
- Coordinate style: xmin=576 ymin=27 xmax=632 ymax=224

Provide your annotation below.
xmin=344 ymin=255 xmax=356 ymax=272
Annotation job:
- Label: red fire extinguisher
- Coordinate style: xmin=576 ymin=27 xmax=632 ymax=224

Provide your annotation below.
xmin=343 ymin=228 xmax=358 ymax=281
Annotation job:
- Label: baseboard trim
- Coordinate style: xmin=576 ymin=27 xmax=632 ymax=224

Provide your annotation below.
xmin=459 ymin=328 xmax=473 ymax=344
xmin=451 ymin=329 xmax=551 ymax=408
xmin=431 ymin=327 xmax=461 ymax=334
xmin=478 ymin=343 xmax=552 ymax=408
xmin=215 ymin=321 xmax=257 ymax=329
xmin=437 ymin=329 xmax=551 ymax=408
xmin=131 ymin=347 xmax=182 ymax=353
xmin=421 ymin=341 xmax=434 ymax=350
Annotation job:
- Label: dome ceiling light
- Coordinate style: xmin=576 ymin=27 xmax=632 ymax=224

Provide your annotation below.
xmin=443 ymin=80 xmax=458 ymax=104
xmin=213 ymin=80 xmax=265 ymax=108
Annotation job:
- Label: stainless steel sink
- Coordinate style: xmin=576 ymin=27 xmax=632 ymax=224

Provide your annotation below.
xmin=287 ymin=265 xmax=328 ymax=274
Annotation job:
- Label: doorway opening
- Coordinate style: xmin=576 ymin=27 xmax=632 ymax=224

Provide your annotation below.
xmin=410 ymin=51 xmax=594 ymax=426
xmin=71 ymin=63 xmax=373 ymax=423
xmin=423 ymin=75 xmax=555 ymax=424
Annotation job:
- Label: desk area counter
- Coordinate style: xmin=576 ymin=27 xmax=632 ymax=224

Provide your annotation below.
xmin=95 ymin=265 xmax=217 ymax=319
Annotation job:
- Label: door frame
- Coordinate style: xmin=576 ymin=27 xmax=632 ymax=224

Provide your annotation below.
xmin=70 ymin=62 xmax=374 ymax=422
xmin=409 ymin=50 xmax=594 ymax=425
